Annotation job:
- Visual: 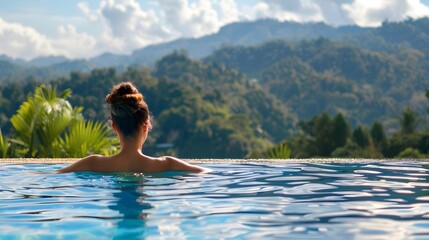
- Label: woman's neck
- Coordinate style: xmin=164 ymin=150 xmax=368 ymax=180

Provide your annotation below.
xmin=118 ymin=135 xmax=145 ymax=155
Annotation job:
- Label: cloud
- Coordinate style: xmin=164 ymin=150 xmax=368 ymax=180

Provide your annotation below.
xmin=78 ymin=0 xmax=174 ymax=55
xmin=252 ymin=0 xmax=429 ymax=27
xmin=52 ymin=25 xmax=97 ymax=59
xmin=3 ymin=0 xmax=429 ymax=60
xmin=0 ymin=17 xmax=56 ymax=60
xmin=72 ymin=0 xmax=429 ymax=57
xmin=77 ymin=2 xmax=98 ymax=22
xmin=342 ymin=0 xmax=429 ymax=26
xmin=77 ymin=0 xmax=242 ymax=53
xmin=0 ymin=17 xmax=98 ymax=60
xmin=314 ymin=0 xmax=355 ymax=26
xmin=156 ymin=0 xmax=241 ymax=38
xmin=246 ymin=0 xmax=324 ymax=24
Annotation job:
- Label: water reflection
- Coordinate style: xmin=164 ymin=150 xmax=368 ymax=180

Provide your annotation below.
xmin=108 ymin=174 xmax=153 ymax=239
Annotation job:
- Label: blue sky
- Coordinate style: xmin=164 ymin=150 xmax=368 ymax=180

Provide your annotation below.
xmin=1 ymin=0 xmax=429 ymax=60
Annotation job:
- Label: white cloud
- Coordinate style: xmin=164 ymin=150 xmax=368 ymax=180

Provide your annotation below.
xmin=77 ymin=2 xmax=98 ymax=22
xmin=52 ymin=25 xmax=97 ymax=59
xmin=0 ymin=17 xmax=98 ymax=60
xmin=343 ymin=0 xmax=429 ymax=27
xmin=156 ymin=0 xmax=241 ymax=38
xmin=0 ymin=17 xmax=56 ymax=60
xmin=253 ymin=0 xmax=429 ymax=27
xmin=314 ymin=0 xmax=355 ymax=26
xmin=2 ymin=0 xmax=429 ymax=60
xmin=78 ymin=0 xmax=174 ymax=55
xmin=246 ymin=0 xmax=324 ymax=23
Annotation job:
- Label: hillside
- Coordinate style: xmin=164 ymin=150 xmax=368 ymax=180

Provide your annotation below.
xmin=205 ymin=39 xmax=429 ymax=126
xmin=1 ymin=18 xmax=429 ymax=150
xmin=0 ymin=54 xmax=297 ymax=158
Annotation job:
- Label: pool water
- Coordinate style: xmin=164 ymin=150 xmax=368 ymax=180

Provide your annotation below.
xmin=1 ymin=162 xmax=429 ymax=239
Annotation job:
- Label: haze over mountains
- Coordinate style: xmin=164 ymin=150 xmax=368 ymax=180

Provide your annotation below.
xmin=0 ymin=18 xmax=374 ymax=78
xmin=2 ymin=17 xmax=429 ymax=82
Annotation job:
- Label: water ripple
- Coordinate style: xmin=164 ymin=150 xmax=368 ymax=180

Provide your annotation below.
xmin=1 ymin=162 xmax=429 ymax=239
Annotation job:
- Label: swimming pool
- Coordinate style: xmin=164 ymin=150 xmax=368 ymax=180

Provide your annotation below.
xmin=1 ymin=161 xmax=429 ymax=239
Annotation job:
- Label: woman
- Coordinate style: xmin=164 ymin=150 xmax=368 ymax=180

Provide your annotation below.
xmin=57 ymin=82 xmax=207 ymax=173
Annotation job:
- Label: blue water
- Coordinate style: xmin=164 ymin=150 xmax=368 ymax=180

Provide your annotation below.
xmin=1 ymin=162 xmax=429 ymax=239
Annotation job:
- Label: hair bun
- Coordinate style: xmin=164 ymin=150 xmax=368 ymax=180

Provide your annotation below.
xmin=117 ymin=82 xmax=138 ymax=96
xmin=105 ymin=82 xmax=143 ymax=106
xmin=106 ymin=82 xmax=151 ymax=137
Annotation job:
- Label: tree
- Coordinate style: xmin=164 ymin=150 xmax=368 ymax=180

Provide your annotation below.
xmin=10 ymin=85 xmax=82 ymax=157
xmin=399 ymin=108 xmax=419 ymax=135
xmin=332 ymin=113 xmax=351 ymax=148
xmin=396 ymin=147 xmax=425 ymax=159
xmin=353 ymin=126 xmax=371 ymax=148
xmin=0 ymin=129 xmax=9 ymax=158
xmin=370 ymin=120 xmax=388 ymax=151
xmin=60 ymin=121 xmax=119 ymax=158
xmin=300 ymin=112 xmax=335 ymax=156
xmin=426 ymin=89 xmax=429 ymax=114
xmin=8 ymin=85 xmax=118 ymax=158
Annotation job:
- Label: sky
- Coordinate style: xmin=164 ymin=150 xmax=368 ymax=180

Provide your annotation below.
xmin=1 ymin=0 xmax=429 ymax=60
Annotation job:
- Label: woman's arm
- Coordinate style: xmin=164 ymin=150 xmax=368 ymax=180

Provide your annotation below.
xmin=166 ymin=157 xmax=210 ymax=172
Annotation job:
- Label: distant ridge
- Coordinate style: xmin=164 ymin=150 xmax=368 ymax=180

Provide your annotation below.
xmin=2 ymin=17 xmax=429 ymax=81
xmin=130 ymin=19 xmax=370 ymax=65
xmin=28 ymin=56 xmax=68 ymax=67
xmin=0 ymin=19 xmax=370 ymax=72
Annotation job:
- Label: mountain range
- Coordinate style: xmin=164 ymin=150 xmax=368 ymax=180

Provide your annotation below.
xmin=0 ymin=18 xmax=375 ymax=81
xmin=3 ymin=17 xmax=429 ymax=82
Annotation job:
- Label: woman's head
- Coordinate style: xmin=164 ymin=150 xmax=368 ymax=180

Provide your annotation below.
xmin=105 ymin=82 xmax=151 ymax=138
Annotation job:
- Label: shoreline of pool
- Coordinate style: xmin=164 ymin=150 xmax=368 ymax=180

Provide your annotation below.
xmin=1 ymin=158 xmax=429 ymax=164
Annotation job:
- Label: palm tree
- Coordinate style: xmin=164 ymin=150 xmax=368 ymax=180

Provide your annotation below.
xmin=60 ymin=120 xmax=119 ymax=158
xmin=10 ymin=85 xmax=82 ymax=157
xmin=0 ymin=129 xmax=10 ymax=158
xmin=9 ymin=85 xmax=120 ymax=158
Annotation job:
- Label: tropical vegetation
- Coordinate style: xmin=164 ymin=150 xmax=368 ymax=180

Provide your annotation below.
xmin=1 ymin=85 xmax=118 ymax=158
xmin=1 ymin=18 xmax=429 ymax=159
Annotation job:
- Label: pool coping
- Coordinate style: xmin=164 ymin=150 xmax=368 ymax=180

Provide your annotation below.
xmin=1 ymin=158 xmax=429 ymax=164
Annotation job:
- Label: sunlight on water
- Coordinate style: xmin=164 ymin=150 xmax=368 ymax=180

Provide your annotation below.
xmin=1 ymin=162 xmax=429 ymax=239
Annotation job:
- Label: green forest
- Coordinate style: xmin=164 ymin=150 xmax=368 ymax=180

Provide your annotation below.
xmin=1 ymin=18 xmax=429 ymax=159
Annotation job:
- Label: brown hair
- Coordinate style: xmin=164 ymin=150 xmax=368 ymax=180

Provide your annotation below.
xmin=105 ymin=82 xmax=151 ymax=138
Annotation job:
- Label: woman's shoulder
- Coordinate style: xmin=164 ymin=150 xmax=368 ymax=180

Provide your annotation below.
xmin=56 ymin=154 xmax=104 ymax=173
xmin=158 ymin=156 xmax=209 ymax=172
xmin=80 ymin=154 xmax=107 ymax=165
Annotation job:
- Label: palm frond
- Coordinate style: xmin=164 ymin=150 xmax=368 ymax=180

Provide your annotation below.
xmin=10 ymin=95 xmax=43 ymax=156
xmin=10 ymin=85 xmax=82 ymax=157
xmin=249 ymin=143 xmax=291 ymax=159
xmin=61 ymin=120 xmax=119 ymax=158
xmin=0 ymin=129 xmax=10 ymax=158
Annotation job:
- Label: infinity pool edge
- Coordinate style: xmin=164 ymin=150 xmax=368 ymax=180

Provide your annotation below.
xmin=1 ymin=158 xmax=429 ymax=164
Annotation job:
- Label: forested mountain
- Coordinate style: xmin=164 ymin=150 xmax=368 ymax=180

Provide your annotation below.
xmin=0 ymin=54 xmax=297 ymax=158
xmin=1 ymin=18 xmax=429 ymax=158
xmin=347 ymin=18 xmax=429 ymax=53
xmin=0 ymin=59 xmax=96 ymax=83
xmin=205 ymin=39 xmax=429 ymax=127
